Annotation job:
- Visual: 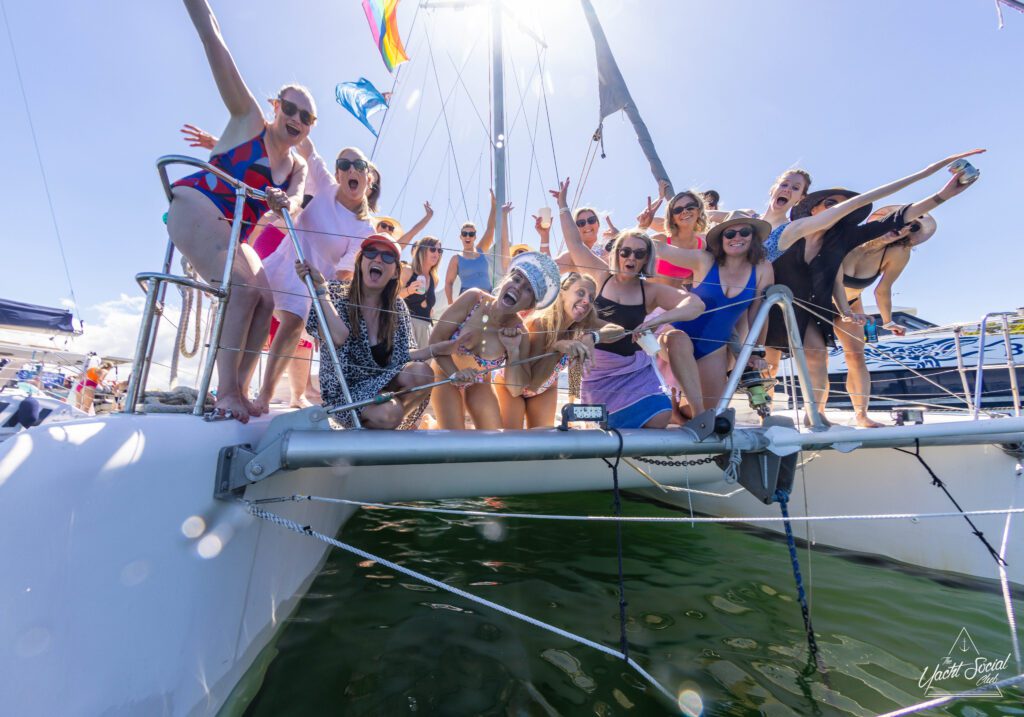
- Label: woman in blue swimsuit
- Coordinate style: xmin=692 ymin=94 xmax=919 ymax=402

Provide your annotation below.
xmin=168 ymin=0 xmax=311 ymax=422
xmin=657 ymin=213 xmax=775 ymax=409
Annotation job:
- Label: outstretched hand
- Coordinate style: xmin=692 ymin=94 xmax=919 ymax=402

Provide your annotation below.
xmin=943 ymin=149 xmax=986 ymax=166
xmin=180 ymin=123 xmax=217 ymax=150
xmin=603 ymin=215 xmax=620 ymax=240
xmin=550 ymin=177 xmax=570 ymax=208
xmin=423 ymin=201 xmax=434 ymax=219
xmin=501 ymin=201 xmax=514 ymax=216
xmin=935 ymin=168 xmax=980 ymax=201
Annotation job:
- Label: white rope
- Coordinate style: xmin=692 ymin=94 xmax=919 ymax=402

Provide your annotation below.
xmin=998 ymin=458 xmax=1023 ymax=671
xmin=876 ymin=671 xmax=1024 ymax=716
xmin=244 ymin=502 xmax=679 ymax=706
xmin=247 ymin=495 xmax=1024 ymax=525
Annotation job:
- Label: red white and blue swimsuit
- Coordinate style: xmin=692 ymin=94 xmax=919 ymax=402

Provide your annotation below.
xmin=172 ymin=129 xmax=292 ymax=243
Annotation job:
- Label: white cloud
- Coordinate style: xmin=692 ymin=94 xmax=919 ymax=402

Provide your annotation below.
xmin=60 ymin=298 xmax=76 ymax=309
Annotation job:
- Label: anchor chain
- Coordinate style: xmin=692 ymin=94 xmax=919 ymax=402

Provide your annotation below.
xmin=633 ymin=455 xmax=717 ymax=468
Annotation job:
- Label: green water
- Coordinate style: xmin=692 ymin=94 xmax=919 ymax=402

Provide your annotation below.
xmin=241 ymin=492 xmax=1023 ymax=716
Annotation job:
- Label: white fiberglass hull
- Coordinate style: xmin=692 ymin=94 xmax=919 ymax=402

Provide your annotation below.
xmin=644 ymin=421 xmax=1023 ymax=587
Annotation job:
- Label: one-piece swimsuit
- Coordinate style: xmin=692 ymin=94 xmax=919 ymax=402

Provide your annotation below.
xmin=172 ymin=129 xmax=293 ymax=243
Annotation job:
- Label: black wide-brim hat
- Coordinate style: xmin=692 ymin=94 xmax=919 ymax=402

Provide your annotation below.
xmin=789 ymin=188 xmax=873 ymax=226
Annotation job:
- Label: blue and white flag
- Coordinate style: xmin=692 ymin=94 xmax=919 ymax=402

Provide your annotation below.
xmin=335 ymin=78 xmax=390 ymax=137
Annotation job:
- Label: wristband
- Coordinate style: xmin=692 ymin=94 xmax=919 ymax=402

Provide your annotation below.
xmin=587 ymin=330 xmax=601 ymax=345
xmin=559 ymin=206 xmax=571 ymax=214
xmin=932 ymin=194 xmax=946 ymax=205
xmin=882 ymin=321 xmax=900 ymax=330
xmin=315 ymin=285 xmax=328 ymax=297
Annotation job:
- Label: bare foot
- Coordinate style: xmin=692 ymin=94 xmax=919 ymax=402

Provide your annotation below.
xmin=213 ymin=393 xmax=250 ymax=424
xmin=289 ymin=395 xmax=313 ymax=409
xmin=854 ymin=413 xmax=884 ymax=428
xmin=248 ymin=392 xmax=273 ymax=416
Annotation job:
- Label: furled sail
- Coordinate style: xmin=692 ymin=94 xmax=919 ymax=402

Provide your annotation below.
xmin=0 ymin=298 xmax=76 ymax=335
xmin=579 ymin=0 xmax=674 ymax=195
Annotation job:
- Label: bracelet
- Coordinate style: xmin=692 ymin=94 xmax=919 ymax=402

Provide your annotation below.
xmin=587 ymin=330 xmax=601 ymax=345
xmin=315 ymin=285 xmax=328 ymax=297
xmin=882 ymin=321 xmax=900 ymax=330
xmin=932 ymin=194 xmax=946 ymax=205
xmin=559 ymin=207 xmax=571 ymax=214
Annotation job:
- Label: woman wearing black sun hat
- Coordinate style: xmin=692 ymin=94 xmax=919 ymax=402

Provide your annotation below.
xmin=762 ymin=149 xmax=985 ymax=424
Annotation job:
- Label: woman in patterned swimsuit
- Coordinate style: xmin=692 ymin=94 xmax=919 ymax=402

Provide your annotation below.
xmin=430 ymin=252 xmax=561 ymax=430
xmin=495 ymin=273 xmax=621 ymax=429
xmin=297 ymin=235 xmax=463 ymax=429
xmin=168 ymin=0 xmax=311 ymax=422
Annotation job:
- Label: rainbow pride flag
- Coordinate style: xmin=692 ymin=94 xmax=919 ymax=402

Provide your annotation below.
xmin=362 ymin=0 xmax=409 ymax=73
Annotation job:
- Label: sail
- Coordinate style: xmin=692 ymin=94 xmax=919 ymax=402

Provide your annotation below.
xmin=578 ymin=0 xmax=673 ymax=195
xmin=0 ymin=298 xmax=76 ymax=335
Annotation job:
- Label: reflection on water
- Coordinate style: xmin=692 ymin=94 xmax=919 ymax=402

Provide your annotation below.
xmin=241 ymin=492 xmax=1024 ymax=715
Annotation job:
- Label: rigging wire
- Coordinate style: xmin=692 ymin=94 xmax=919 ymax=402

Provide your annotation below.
xmin=1 ymin=0 xmax=81 ymax=324
xmin=424 ymin=22 xmax=470 ymax=220
xmin=371 ymin=0 xmax=423 ymax=160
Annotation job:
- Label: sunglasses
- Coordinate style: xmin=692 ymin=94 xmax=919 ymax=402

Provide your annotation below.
xmin=422 ymin=245 xmax=443 ymax=254
xmin=575 ymin=216 xmax=599 ymax=227
xmin=618 ymin=247 xmax=649 ymax=261
xmin=821 ymin=198 xmax=842 ymax=208
xmin=908 ymin=222 xmax=922 ymax=233
xmin=377 ymin=222 xmax=395 ymax=232
xmin=671 ymin=203 xmax=700 ymax=215
xmin=723 ymin=227 xmax=753 ymax=239
xmin=277 ymin=97 xmax=316 ymax=127
xmin=336 ymin=158 xmax=370 ymax=173
xmin=362 ymin=247 xmax=398 ymax=264
xmin=461 ymin=230 xmax=476 ymax=237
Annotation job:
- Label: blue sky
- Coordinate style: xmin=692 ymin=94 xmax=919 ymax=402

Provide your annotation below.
xmin=1 ymin=0 xmax=1021 ymax=360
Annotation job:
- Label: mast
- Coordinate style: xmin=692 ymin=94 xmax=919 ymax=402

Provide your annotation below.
xmin=489 ymin=0 xmax=506 ymax=283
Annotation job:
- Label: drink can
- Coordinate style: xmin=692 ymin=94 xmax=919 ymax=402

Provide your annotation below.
xmin=864 ymin=318 xmax=878 ymax=344
xmin=412 ymin=275 xmax=427 ymax=295
xmin=948 ymin=159 xmax=980 ymax=186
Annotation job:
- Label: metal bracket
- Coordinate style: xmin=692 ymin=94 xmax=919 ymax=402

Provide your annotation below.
xmin=214 ymin=406 xmax=332 ymax=499
xmin=714 ymin=415 xmax=799 ymax=505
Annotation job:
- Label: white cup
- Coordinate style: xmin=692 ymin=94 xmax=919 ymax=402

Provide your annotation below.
xmin=538 ymin=206 xmax=552 ymax=229
xmin=636 ymin=331 xmax=660 ymax=357
xmin=412 ymin=275 xmax=427 ymax=295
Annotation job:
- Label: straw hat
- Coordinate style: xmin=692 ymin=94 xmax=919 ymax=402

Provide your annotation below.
xmin=373 ymin=215 xmax=404 ymax=238
xmin=789 ymin=188 xmax=873 ymax=226
xmin=705 ymin=211 xmax=772 ymax=247
xmin=510 ymin=243 xmax=532 ymax=258
xmin=509 ymin=251 xmax=561 ymax=309
xmin=867 ymin=205 xmax=937 ymax=246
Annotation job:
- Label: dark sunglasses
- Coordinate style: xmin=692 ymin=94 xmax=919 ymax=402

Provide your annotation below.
xmin=671 ymin=203 xmax=700 ymax=215
xmin=461 ymin=230 xmax=476 ymax=237
xmin=362 ymin=247 xmax=398 ymax=264
xmin=618 ymin=247 xmax=649 ymax=261
xmin=821 ymin=198 xmax=841 ymax=208
xmin=908 ymin=222 xmax=922 ymax=233
xmin=278 ymin=97 xmax=316 ymax=127
xmin=421 ymin=243 xmax=443 ymax=253
xmin=723 ymin=227 xmax=753 ymax=239
xmin=575 ymin=216 xmax=599 ymax=227
xmin=377 ymin=222 xmax=395 ymax=232
xmin=336 ymin=158 xmax=370 ymax=173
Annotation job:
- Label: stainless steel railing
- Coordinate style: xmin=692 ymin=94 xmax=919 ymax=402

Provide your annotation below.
xmin=715 ymin=285 xmax=827 ymax=430
xmin=972 ymin=311 xmax=1023 ymax=419
xmin=123 ymin=155 xmax=361 ymax=426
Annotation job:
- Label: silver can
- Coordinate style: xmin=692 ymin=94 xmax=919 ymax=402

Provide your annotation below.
xmin=948 ymin=159 xmax=981 ymax=185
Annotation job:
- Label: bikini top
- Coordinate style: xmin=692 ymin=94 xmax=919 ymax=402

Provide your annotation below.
xmin=594 ymin=276 xmax=647 ymax=357
xmin=451 ymin=300 xmax=506 ymax=369
xmin=842 ymin=245 xmax=891 ymax=291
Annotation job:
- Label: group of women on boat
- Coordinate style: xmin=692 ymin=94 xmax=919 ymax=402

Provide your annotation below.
xmin=166 ymin=0 xmax=982 ymax=430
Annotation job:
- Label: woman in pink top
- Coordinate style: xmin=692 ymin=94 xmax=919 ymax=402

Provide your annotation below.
xmin=651 ymin=190 xmax=708 ymax=289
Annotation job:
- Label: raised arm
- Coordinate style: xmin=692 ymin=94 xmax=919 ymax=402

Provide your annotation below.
xmin=295 ymin=136 xmax=336 ymax=197
xmin=398 ymin=202 xmax=434 ymax=251
xmin=533 ymin=214 xmax=552 ymax=257
xmin=183 ymin=0 xmax=260 ymax=122
xmin=778 ymin=149 xmax=986 ymax=251
xmin=902 ymin=169 xmax=979 ymax=224
xmin=551 ymin=178 xmax=609 ymax=279
xmin=444 ymin=255 xmax=459 ymax=304
xmin=477 ymin=190 xmax=498 ymax=253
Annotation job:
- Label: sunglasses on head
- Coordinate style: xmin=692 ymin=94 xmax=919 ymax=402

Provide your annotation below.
xmin=461 ymin=230 xmax=476 ymax=237
xmin=277 ymin=97 xmax=316 ymax=127
xmin=336 ymin=158 xmax=369 ymax=173
xmin=618 ymin=247 xmax=649 ymax=261
xmin=672 ymin=202 xmax=700 ymax=215
xmin=723 ymin=227 xmax=753 ymax=240
xmin=362 ymin=247 xmax=398 ymax=264
xmin=575 ymin=215 xmax=599 ymax=227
